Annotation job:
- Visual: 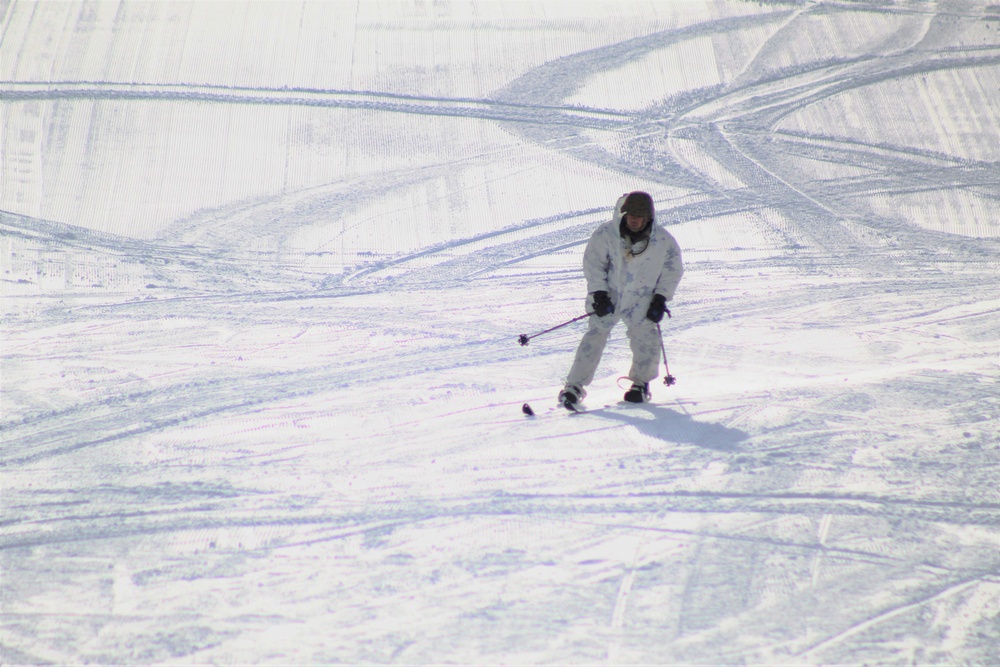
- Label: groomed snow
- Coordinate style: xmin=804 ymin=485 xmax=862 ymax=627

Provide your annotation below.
xmin=2 ymin=1 xmax=998 ymax=664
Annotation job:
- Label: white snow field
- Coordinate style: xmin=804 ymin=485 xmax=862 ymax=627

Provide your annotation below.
xmin=2 ymin=0 xmax=999 ymax=664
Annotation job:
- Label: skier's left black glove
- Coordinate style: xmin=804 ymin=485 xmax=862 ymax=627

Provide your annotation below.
xmin=646 ymin=294 xmax=670 ymax=323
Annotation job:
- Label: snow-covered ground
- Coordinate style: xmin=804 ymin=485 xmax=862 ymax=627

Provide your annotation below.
xmin=2 ymin=1 xmax=999 ymax=664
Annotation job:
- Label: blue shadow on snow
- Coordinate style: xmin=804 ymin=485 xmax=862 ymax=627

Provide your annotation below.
xmin=586 ymin=403 xmax=748 ymax=452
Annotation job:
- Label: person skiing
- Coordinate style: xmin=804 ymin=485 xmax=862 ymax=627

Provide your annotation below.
xmin=559 ymin=191 xmax=683 ymax=408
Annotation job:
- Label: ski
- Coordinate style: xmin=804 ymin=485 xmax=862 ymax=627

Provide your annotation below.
xmin=521 ymin=401 xmax=583 ymax=416
xmin=521 ymin=400 xmax=615 ymax=417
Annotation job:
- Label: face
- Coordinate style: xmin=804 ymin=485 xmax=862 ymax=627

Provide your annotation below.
xmin=625 ymin=213 xmax=648 ymax=233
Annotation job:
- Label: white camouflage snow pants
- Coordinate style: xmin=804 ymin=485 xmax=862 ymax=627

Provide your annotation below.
xmin=565 ymin=313 xmax=661 ymax=389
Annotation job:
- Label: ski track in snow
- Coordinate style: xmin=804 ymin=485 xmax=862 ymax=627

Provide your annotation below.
xmin=2 ymin=2 xmax=1000 ymax=665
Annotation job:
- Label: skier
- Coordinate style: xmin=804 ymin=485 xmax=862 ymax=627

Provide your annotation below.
xmin=559 ymin=191 xmax=684 ymax=408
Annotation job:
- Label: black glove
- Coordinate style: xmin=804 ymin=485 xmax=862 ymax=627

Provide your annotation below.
xmin=646 ymin=294 xmax=670 ymax=323
xmin=591 ymin=290 xmax=614 ymax=317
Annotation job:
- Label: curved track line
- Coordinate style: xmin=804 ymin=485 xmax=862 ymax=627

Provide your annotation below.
xmin=795 ymin=578 xmax=986 ymax=662
xmin=0 ymin=81 xmax=632 ymax=129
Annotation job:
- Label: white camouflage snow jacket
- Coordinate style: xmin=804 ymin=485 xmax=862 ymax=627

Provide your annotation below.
xmin=582 ymin=194 xmax=684 ymax=324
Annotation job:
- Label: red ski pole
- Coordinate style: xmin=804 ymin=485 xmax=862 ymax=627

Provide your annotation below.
xmin=656 ymin=321 xmax=676 ymax=386
xmin=518 ymin=313 xmax=591 ymax=346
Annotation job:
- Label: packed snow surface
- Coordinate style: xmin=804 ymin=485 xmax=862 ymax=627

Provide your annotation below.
xmin=2 ymin=1 xmax=999 ymax=664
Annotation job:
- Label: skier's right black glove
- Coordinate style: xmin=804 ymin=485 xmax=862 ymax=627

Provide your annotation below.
xmin=591 ymin=291 xmax=614 ymax=317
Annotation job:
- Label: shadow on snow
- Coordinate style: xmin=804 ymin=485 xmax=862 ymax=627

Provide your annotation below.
xmin=585 ymin=403 xmax=748 ymax=452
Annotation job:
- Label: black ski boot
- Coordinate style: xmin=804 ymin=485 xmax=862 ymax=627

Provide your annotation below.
xmin=623 ymin=381 xmax=650 ymax=403
xmin=559 ymin=385 xmax=583 ymax=411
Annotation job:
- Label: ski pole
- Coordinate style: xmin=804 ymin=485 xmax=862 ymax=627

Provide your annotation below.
xmin=518 ymin=313 xmax=591 ymax=346
xmin=656 ymin=321 xmax=676 ymax=386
